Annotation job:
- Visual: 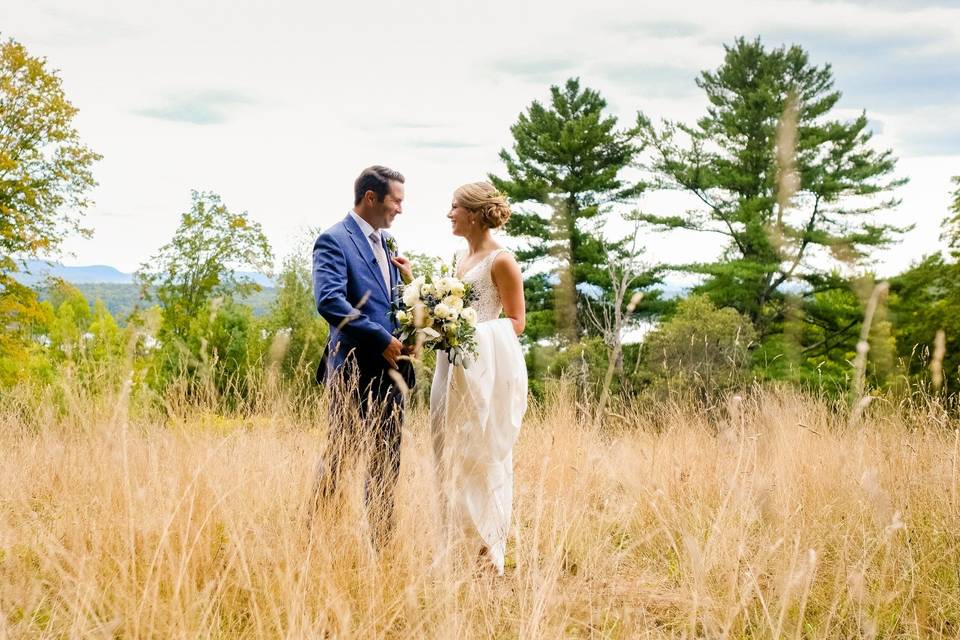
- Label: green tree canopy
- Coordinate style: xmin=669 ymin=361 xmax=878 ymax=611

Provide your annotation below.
xmin=889 ymin=255 xmax=960 ymax=395
xmin=942 ymin=176 xmax=960 ymax=258
xmin=263 ymin=254 xmax=328 ymax=385
xmin=136 ymin=190 xmax=273 ymax=341
xmin=638 ymin=37 xmax=906 ymax=334
xmin=641 ymin=294 xmax=757 ymax=399
xmin=491 ymin=77 xmax=644 ymax=341
xmin=889 ymin=177 xmax=960 ymax=395
xmin=0 ymin=37 xmax=100 ymax=271
xmin=0 ymin=36 xmax=100 ymax=383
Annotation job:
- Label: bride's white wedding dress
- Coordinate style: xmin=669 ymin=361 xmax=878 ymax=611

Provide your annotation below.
xmin=430 ymin=249 xmax=528 ymax=575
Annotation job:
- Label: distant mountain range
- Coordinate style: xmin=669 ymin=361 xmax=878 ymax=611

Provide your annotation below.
xmin=14 ymin=260 xmax=691 ymax=297
xmin=12 ymin=260 xmax=689 ymax=324
xmin=13 ymin=260 xmax=275 ymax=288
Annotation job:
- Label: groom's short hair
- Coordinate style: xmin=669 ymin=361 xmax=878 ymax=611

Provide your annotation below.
xmin=354 ymin=165 xmax=405 ymax=205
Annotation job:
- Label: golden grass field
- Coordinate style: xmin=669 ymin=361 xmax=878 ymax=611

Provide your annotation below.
xmin=1 ymin=386 xmax=959 ymax=638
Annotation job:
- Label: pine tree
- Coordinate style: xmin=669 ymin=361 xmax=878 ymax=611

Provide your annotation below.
xmin=942 ymin=176 xmax=960 ymax=257
xmin=491 ymin=78 xmax=644 ymax=342
xmin=638 ymin=37 xmax=906 ymax=336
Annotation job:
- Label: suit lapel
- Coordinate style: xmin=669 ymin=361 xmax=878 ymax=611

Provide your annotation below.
xmin=343 ymin=214 xmax=390 ymax=300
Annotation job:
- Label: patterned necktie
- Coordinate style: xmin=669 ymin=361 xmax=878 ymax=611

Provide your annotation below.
xmin=369 ymin=231 xmax=391 ymax=292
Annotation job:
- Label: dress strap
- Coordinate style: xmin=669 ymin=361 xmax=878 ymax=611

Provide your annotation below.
xmin=480 ymin=249 xmax=510 ymax=286
xmin=485 ymin=248 xmax=508 ymax=265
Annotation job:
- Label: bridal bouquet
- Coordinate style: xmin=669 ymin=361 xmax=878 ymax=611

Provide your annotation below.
xmin=394 ymin=264 xmax=478 ymax=367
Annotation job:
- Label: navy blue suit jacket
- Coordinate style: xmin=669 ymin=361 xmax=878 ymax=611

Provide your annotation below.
xmin=313 ymin=214 xmax=405 ymax=386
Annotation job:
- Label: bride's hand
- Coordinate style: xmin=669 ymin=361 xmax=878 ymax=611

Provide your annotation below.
xmin=391 ymin=256 xmax=414 ymax=284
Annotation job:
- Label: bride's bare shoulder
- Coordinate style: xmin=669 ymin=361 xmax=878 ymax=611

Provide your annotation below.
xmin=490 ymin=250 xmax=521 ymax=282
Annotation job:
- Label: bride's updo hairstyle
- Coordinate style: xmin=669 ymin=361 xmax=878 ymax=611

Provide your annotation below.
xmin=454 ymin=181 xmax=512 ymax=229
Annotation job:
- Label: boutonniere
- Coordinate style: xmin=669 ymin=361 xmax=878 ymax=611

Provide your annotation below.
xmin=385 ymin=236 xmax=398 ymax=255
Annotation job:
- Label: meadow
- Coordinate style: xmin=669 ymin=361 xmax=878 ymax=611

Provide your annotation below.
xmin=2 ymin=382 xmax=958 ymax=639
xmin=3 ymin=12 xmax=960 ymax=639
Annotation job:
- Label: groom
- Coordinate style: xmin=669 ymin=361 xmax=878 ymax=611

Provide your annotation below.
xmin=312 ymin=165 xmax=414 ymax=543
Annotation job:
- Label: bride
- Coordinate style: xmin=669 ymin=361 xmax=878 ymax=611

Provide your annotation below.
xmin=394 ymin=181 xmax=527 ymax=575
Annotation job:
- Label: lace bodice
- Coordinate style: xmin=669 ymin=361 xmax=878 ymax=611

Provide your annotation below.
xmin=456 ymin=249 xmax=507 ymax=323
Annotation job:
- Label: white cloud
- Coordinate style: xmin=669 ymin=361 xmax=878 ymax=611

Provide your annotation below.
xmin=0 ymin=0 xmax=956 ymax=278
xmin=135 ymin=89 xmax=257 ymax=125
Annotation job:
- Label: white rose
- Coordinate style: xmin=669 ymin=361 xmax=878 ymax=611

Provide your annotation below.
xmin=442 ymin=295 xmax=464 ymax=312
xmin=461 ymin=307 xmax=478 ymax=326
xmin=395 ymin=310 xmax=408 ymax=323
xmin=434 ymin=303 xmax=451 ymax=320
xmin=421 ymin=283 xmax=436 ymax=297
xmin=402 ymin=285 xmax=420 ymax=307
xmin=434 ymin=278 xmax=450 ymax=296
xmin=448 ymin=279 xmax=466 ymax=297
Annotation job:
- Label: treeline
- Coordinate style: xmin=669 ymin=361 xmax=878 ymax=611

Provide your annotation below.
xmin=490 ymin=38 xmax=958 ymax=404
xmin=1 ymin=34 xmax=958 ymax=412
xmin=34 ymin=283 xmax=277 ymax=320
xmin=2 ymin=192 xmax=327 ymax=401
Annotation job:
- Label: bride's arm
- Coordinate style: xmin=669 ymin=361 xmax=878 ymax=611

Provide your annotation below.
xmin=491 ymin=253 xmax=525 ymax=335
xmin=390 ymin=255 xmax=414 ymax=284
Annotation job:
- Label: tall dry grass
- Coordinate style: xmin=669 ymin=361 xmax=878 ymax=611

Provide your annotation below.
xmin=1 ymin=382 xmax=959 ymax=638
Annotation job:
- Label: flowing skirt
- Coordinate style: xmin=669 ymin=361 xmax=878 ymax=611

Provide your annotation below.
xmin=430 ymin=318 xmax=527 ymax=574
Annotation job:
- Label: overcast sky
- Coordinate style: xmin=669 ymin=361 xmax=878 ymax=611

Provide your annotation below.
xmin=3 ymin=0 xmax=959 ymax=277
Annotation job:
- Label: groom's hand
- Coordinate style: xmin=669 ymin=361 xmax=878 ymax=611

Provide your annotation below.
xmin=382 ymin=336 xmax=404 ymax=369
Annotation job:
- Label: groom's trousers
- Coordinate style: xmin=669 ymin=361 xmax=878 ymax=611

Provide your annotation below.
xmin=313 ymin=362 xmax=404 ymax=546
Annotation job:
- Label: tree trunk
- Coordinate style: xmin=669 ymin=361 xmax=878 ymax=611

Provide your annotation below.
xmin=551 ymin=198 xmax=581 ymax=344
